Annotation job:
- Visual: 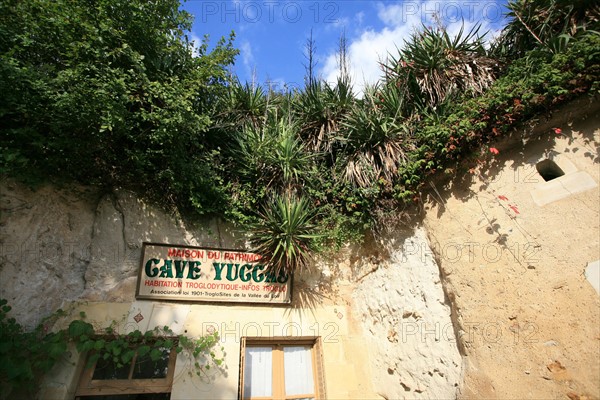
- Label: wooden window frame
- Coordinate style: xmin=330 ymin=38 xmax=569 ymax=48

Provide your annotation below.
xmin=239 ymin=336 xmax=326 ymax=400
xmin=74 ymin=338 xmax=177 ymax=398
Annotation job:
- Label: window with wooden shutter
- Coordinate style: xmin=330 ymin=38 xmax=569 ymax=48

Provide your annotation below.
xmin=239 ymin=337 xmax=326 ymax=400
xmin=74 ymin=339 xmax=177 ymax=399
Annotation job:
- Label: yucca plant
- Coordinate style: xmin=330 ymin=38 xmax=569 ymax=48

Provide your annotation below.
xmin=248 ymin=194 xmax=320 ymax=276
xmin=234 ymin=119 xmax=313 ymax=190
xmin=384 ymin=24 xmax=496 ymax=110
xmin=293 ymin=77 xmax=355 ymax=153
xmin=233 ymin=123 xmax=275 ymax=184
xmin=492 ymin=0 xmax=599 ymax=59
xmin=275 ymin=127 xmax=314 ymax=189
xmin=375 ymin=80 xmax=412 ymax=120
xmin=339 ymin=85 xmax=414 ymax=188
xmin=219 ymin=81 xmax=269 ymax=130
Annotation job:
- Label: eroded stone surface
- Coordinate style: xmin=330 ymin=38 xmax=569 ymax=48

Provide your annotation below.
xmin=1 ymin=97 xmax=597 ymax=399
xmin=0 ymin=184 xmax=96 ymax=328
xmin=0 ymin=184 xmax=238 ymax=327
xmin=351 ymin=228 xmax=463 ymax=399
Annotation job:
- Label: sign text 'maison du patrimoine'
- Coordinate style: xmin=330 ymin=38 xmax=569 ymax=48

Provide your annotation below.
xmin=135 ymin=243 xmax=291 ymax=304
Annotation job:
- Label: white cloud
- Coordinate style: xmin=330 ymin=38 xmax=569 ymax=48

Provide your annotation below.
xmin=355 ymin=11 xmax=365 ymax=27
xmin=189 ymin=34 xmax=204 ymax=58
xmin=240 ymin=40 xmax=256 ymax=78
xmin=377 ymin=1 xmax=505 ymax=29
xmin=376 ymin=2 xmax=413 ymax=27
xmin=320 ymin=1 xmax=506 ymax=94
xmin=321 ymin=25 xmax=415 ymax=95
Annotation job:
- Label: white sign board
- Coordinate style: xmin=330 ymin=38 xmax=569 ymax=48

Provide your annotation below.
xmin=136 ymin=243 xmax=291 ymax=304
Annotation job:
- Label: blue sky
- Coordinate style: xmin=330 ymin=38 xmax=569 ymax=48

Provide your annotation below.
xmin=183 ymin=0 xmax=510 ymax=92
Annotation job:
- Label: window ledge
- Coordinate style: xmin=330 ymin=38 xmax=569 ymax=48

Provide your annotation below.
xmin=530 ymin=170 xmax=597 ymax=206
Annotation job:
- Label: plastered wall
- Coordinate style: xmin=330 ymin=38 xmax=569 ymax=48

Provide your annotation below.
xmin=39 ymin=300 xmax=375 ymax=399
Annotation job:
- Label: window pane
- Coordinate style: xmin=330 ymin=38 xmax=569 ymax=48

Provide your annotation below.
xmin=91 ymin=357 xmax=131 ymax=380
xmin=244 ymin=347 xmax=273 ymax=397
xmin=132 ymin=348 xmax=170 ymax=379
xmin=284 ymin=346 xmax=314 ymax=396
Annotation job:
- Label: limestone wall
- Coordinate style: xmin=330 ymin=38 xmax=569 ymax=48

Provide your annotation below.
xmin=350 ymin=228 xmax=462 ymax=399
xmin=0 ymin=184 xmax=235 ymax=329
xmin=422 ymin=96 xmax=600 ymax=399
xmin=0 ymin=181 xmax=461 ymax=399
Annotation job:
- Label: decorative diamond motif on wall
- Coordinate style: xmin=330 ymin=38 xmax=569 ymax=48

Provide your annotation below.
xmin=133 ymin=312 xmax=144 ymax=323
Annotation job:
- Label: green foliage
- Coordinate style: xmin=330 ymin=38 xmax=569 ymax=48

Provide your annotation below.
xmin=248 ymin=194 xmax=321 ymax=276
xmin=68 ymin=320 xmax=223 ymax=375
xmin=1 ymin=2 xmax=598 ymax=256
xmin=492 ymin=0 xmax=599 ymax=59
xmin=275 ymin=126 xmax=315 ymax=189
xmin=178 ymin=331 xmax=224 ymax=374
xmin=0 ymin=0 xmax=238 ymax=214
xmin=0 ymin=299 xmax=224 ymax=398
xmin=0 ymin=299 xmax=67 ymax=398
xmin=234 ymin=119 xmax=314 ymax=191
xmin=218 ymin=81 xmax=269 ymax=130
xmin=224 ymin=116 xmax=317 ymax=238
xmin=384 ymin=24 xmax=497 ymax=111
xmin=339 ymin=84 xmax=414 ymax=188
xmin=293 ymin=77 xmax=354 ymax=153
xmin=395 ymin=32 xmax=600 ymax=200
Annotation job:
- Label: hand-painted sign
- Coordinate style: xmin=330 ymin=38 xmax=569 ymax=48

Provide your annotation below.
xmin=136 ymin=243 xmax=291 ymax=304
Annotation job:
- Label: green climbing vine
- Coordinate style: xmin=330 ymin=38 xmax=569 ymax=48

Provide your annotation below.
xmin=68 ymin=314 xmax=224 ymax=373
xmin=0 ymin=299 xmax=68 ymax=398
xmin=0 ymin=299 xmax=224 ymax=399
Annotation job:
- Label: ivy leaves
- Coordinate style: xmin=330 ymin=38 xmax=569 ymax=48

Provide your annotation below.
xmin=0 ymin=300 xmax=225 ymax=397
xmin=68 ymin=321 xmax=224 ymax=377
xmin=0 ymin=299 xmax=67 ymax=397
xmin=69 ymin=322 xmax=183 ymax=370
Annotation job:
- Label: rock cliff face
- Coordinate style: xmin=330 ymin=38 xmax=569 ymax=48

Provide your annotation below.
xmin=0 ymin=184 xmax=96 ymax=328
xmin=3 ymin=98 xmax=596 ymax=399
xmin=0 ymin=185 xmax=237 ymax=328
xmin=0 ymin=181 xmax=462 ymax=398
xmin=351 ymin=228 xmax=462 ymax=399
xmin=422 ymin=96 xmax=600 ymax=399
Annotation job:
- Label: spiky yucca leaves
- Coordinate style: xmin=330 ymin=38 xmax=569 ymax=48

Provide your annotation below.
xmin=234 ymin=123 xmax=274 ymax=184
xmin=234 ymin=119 xmax=313 ymax=190
xmin=492 ymin=0 xmax=599 ymax=59
xmin=219 ymin=81 xmax=269 ymax=129
xmin=276 ymin=128 xmax=314 ymax=188
xmin=384 ymin=24 xmax=496 ymax=110
xmin=293 ymin=77 xmax=355 ymax=153
xmin=339 ymin=84 xmax=414 ymax=188
xmin=248 ymin=194 xmax=320 ymax=276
